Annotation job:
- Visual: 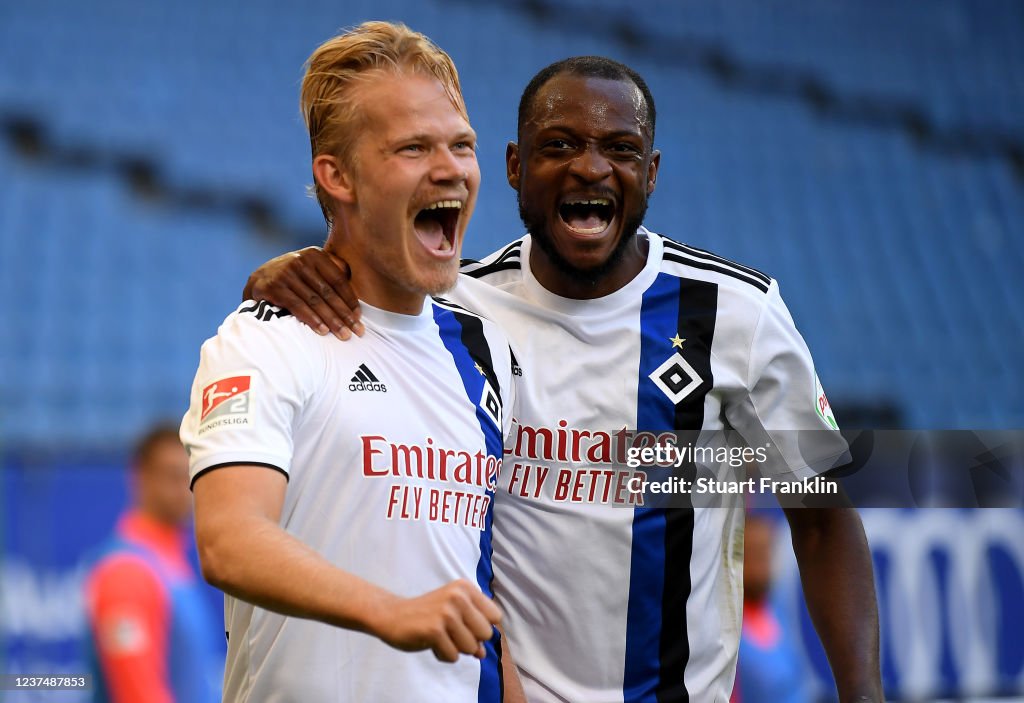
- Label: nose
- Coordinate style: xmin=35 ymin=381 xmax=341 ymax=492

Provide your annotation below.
xmin=430 ymin=146 xmax=470 ymax=185
xmin=567 ymin=145 xmax=612 ymax=183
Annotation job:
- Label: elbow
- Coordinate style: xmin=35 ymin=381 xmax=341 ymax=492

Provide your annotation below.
xmin=196 ymin=524 xmax=242 ymax=592
xmin=197 ymin=535 xmax=228 ymax=590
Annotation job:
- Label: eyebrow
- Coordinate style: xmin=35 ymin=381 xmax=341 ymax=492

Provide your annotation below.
xmin=392 ymin=130 xmax=477 ymax=144
xmin=601 ymin=130 xmax=645 ymax=141
xmin=535 ymin=125 xmax=645 ymax=141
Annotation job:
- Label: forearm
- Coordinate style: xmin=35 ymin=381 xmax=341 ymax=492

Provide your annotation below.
xmin=199 ymin=511 xmax=392 ymax=635
xmin=786 ymin=507 xmax=883 ymax=702
xmin=192 ymin=465 xmax=501 ymax=661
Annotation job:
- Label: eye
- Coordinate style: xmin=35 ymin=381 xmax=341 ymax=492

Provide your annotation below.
xmin=609 ymin=142 xmax=641 ymax=155
xmin=452 ymin=140 xmax=476 ymax=153
xmin=399 ymin=143 xmax=425 ymax=154
xmin=543 ymin=139 xmax=573 ymax=150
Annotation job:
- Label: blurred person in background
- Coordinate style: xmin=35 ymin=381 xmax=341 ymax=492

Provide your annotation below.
xmin=83 ymin=423 xmax=220 ymax=703
xmin=732 ymin=511 xmax=810 ymax=703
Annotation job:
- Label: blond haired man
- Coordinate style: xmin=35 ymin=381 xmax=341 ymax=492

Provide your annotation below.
xmin=181 ymin=22 xmax=522 ymax=702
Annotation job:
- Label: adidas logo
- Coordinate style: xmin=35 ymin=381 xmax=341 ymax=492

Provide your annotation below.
xmin=349 ymin=364 xmax=387 ymax=393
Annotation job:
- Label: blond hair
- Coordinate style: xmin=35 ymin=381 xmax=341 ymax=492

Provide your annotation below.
xmin=300 ymin=21 xmax=466 ymax=226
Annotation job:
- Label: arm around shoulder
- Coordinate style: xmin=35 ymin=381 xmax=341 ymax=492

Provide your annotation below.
xmin=242 ymin=246 xmax=363 ymax=338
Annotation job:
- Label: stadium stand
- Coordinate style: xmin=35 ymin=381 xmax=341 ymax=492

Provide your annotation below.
xmin=0 ymin=0 xmax=1021 ymax=442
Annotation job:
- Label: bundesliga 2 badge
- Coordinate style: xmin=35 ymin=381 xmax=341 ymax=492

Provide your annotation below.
xmin=198 ymin=372 xmax=254 ymax=435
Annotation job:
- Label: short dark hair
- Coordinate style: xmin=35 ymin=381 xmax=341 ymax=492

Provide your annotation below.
xmin=132 ymin=423 xmax=183 ymax=470
xmin=517 ymin=56 xmax=657 ymax=144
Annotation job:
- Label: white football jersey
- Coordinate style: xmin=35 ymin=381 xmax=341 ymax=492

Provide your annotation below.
xmin=449 ymin=228 xmax=846 ymax=703
xmin=181 ymin=298 xmax=516 ymax=703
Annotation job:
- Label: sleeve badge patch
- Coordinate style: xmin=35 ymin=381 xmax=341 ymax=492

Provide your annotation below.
xmin=814 ymin=373 xmax=838 ymax=430
xmin=199 ymin=373 xmax=253 ymax=435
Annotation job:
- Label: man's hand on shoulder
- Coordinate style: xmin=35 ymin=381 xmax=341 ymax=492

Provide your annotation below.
xmin=244 ymin=246 xmax=363 ymax=339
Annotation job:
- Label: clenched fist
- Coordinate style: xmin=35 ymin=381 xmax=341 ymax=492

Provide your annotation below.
xmin=370 ymin=580 xmax=501 ymax=663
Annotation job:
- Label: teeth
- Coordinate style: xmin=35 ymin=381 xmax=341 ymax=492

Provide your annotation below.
xmin=439 ymin=236 xmax=452 ymax=251
xmin=565 ymin=224 xmax=608 ymax=235
xmin=563 ymin=198 xmax=611 ymax=207
xmin=424 ymin=200 xmax=463 ymax=210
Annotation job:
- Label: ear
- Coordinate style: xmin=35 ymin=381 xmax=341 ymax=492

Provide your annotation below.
xmin=646 ymin=150 xmax=661 ymax=196
xmin=506 ymin=141 xmax=522 ymax=191
xmin=312 ymin=154 xmax=357 ymax=205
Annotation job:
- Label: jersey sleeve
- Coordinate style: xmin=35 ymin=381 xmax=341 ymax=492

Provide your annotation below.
xmin=86 ymin=556 xmax=174 ymax=703
xmin=726 ymin=281 xmax=848 ymax=479
xmin=180 ymin=303 xmax=321 ymax=485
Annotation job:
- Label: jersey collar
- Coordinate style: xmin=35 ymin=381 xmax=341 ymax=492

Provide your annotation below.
xmin=359 ymin=299 xmax=435 ymax=332
xmin=519 ymin=227 xmax=664 ymax=316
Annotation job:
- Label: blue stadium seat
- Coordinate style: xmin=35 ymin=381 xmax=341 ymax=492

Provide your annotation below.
xmin=0 ymin=0 xmax=1022 ymax=442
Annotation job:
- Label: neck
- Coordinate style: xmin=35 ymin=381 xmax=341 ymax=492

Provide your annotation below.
xmin=326 ymin=232 xmax=426 ymax=316
xmin=528 ymin=231 xmax=649 ymax=299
